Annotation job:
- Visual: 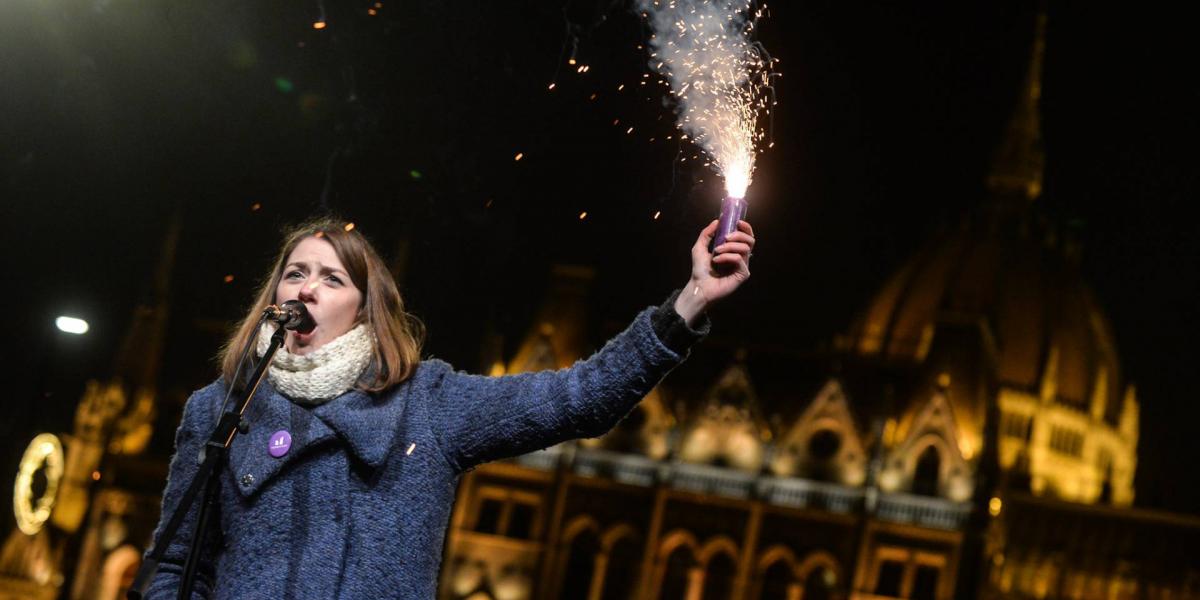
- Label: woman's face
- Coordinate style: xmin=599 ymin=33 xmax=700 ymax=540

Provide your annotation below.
xmin=274 ymin=236 xmax=364 ymax=355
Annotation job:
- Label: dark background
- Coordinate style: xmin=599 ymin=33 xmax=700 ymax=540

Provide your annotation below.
xmin=2 ymin=0 xmax=1196 ymax=545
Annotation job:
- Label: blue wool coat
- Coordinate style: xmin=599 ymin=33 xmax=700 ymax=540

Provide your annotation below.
xmin=145 ymin=306 xmax=691 ymax=599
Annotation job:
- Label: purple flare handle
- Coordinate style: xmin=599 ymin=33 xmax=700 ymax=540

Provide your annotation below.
xmin=710 ymin=195 xmax=749 ymax=254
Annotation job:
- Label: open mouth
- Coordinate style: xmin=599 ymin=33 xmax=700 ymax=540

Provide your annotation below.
xmin=294 ymin=309 xmax=318 ymax=335
xmin=291 ymin=314 xmax=317 ymax=337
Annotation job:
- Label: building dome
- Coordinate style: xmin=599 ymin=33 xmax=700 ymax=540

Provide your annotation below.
xmin=839 ymin=207 xmax=1139 ymax=505
xmin=843 ymin=214 xmax=1124 ymax=425
xmin=835 ymin=8 xmax=1137 ymax=506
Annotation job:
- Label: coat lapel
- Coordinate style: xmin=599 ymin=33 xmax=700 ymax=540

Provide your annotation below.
xmin=228 ymin=381 xmax=336 ymax=499
xmin=312 ymin=387 xmax=408 ymax=469
xmin=228 ymin=382 xmax=409 ymax=498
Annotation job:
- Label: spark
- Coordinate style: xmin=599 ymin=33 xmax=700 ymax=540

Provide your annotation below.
xmin=224 ymin=274 xmax=235 ymax=283
xmin=579 ymin=211 xmax=588 ymax=220
xmin=312 ymin=21 xmax=327 ymax=30
xmin=343 ymin=222 xmax=355 ymax=232
xmin=548 ymin=83 xmax=556 ymax=90
xmin=514 ymin=152 xmax=524 ymax=161
xmin=638 ymin=0 xmax=775 ymax=199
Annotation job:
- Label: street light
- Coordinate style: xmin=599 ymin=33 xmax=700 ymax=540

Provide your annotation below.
xmin=55 ymin=316 xmax=89 ymax=335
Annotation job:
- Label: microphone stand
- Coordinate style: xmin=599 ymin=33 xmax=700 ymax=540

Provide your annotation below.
xmin=128 ymin=321 xmax=287 ymax=599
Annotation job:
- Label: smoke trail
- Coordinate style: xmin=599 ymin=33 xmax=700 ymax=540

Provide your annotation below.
xmin=638 ymin=0 xmax=772 ymax=199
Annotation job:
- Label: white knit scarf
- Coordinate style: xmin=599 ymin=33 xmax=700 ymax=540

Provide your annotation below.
xmin=256 ymin=322 xmax=374 ymax=405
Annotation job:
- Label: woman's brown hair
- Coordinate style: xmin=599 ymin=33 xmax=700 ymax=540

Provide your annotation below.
xmin=219 ymin=218 xmax=424 ymax=392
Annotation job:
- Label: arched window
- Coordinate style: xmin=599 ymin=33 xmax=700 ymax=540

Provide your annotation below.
xmin=700 ymin=552 xmax=734 ymax=600
xmin=601 ymin=535 xmax=641 ymax=600
xmin=912 ymin=445 xmax=942 ymax=496
xmin=803 ymin=567 xmax=836 ymax=600
xmin=758 ymin=561 xmax=793 ymax=600
xmin=660 ymin=545 xmax=696 ymax=600
xmin=808 ymin=429 xmax=842 ymax=460
xmin=98 ymin=545 xmax=142 ymax=600
xmin=559 ymin=530 xmax=599 ymax=600
xmin=692 ymin=537 xmax=740 ymax=600
xmin=702 ymin=553 xmax=737 ymax=600
xmin=806 ymin=429 xmax=843 ymax=481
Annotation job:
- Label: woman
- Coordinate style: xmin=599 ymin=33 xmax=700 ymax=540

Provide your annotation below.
xmin=145 ymin=216 xmax=755 ymax=599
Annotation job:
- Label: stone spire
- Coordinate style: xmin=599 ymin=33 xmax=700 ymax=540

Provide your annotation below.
xmin=986 ymin=8 xmax=1047 ymax=203
xmin=102 ymin=213 xmax=180 ymax=456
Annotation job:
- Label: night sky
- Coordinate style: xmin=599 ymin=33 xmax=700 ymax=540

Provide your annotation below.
xmin=2 ymin=0 xmax=1197 ymax=541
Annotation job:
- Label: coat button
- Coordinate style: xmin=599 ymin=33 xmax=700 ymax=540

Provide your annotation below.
xmin=240 ymin=473 xmax=255 ymax=487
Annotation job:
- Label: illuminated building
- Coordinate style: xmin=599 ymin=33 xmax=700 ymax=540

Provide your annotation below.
xmin=438 ymin=10 xmax=1200 ymax=600
xmin=0 ymin=222 xmax=178 ymax=600
xmin=4 ymin=8 xmax=1199 ymax=600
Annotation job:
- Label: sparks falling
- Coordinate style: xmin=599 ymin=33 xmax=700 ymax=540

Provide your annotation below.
xmin=639 ymin=0 xmax=773 ymax=199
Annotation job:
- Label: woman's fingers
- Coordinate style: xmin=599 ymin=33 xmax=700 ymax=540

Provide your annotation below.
xmin=712 ymin=229 xmax=755 ymax=246
xmin=694 ymin=220 xmax=720 ymax=254
xmin=737 ymin=220 xmax=755 ymax=236
xmin=720 ymin=231 xmax=756 ymax=249
xmin=713 ymin=241 xmax=752 ymax=256
xmin=711 ymin=252 xmax=749 ymax=274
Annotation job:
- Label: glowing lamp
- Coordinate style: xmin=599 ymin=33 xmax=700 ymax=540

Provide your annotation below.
xmin=55 ymin=316 xmax=89 ymax=335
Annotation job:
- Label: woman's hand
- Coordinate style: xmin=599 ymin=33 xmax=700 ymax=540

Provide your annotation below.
xmin=673 ymin=219 xmax=756 ymax=325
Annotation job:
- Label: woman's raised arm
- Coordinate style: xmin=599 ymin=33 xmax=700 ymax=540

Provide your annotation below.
xmin=427 ymin=220 xmax=755 ymax=472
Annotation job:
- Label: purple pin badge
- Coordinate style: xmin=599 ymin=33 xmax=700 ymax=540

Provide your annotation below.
xmin=268 ymin=430 xmax=292 ymax=458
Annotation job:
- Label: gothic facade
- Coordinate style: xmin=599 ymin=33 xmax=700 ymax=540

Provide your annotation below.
xmin=437 ymin=11 xmax=1200 ymax=600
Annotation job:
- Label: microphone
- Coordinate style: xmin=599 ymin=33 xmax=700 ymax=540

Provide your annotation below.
xmin=263 ymin=300 xmax=316 ymax=333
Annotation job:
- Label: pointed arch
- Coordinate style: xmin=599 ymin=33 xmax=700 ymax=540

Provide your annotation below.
xmin=755 ymin=545 xmax=799 ymax=575
xmin=554 ymin=516 xmax=601 ymax=600
xmin=654 ymin=530 xmax=701 ymax=600
xmin=770 ymin=379 xmax=866 ymax=485
xmin=97 ymin=545 xmax=142 ymax=600
xmin=753 ymin=545 xmax=800 ymax=600
xmin=800 ymin=569 xmax=836 ymax=600
xmin=697 ymin=535 xmax=739 ymax=566
xmin=598 ymin=523 xmax=643 ymax=600
xmin=701 ymin=551 xmax=738 ymax=600
xmin=601 ymin=522 xmax=640 ymax=553
xmin=796 ymin=550 xmax=840 ymax=581
xmin=911 ymin=438 xmax=946 ymax=497
xmin=562 ymin=515 xmax=601 ymax=545
xmin=679 ymin=362 xmax=769 ymax=472
xmin=658 ymin=529 xmax=701 ymax=560
xmin=885 ymin=392 xmax=971 ymax=499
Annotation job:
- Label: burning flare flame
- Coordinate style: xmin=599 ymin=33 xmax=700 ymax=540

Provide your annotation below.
xmin=640 ymin=0 xmax=773 ymax=199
